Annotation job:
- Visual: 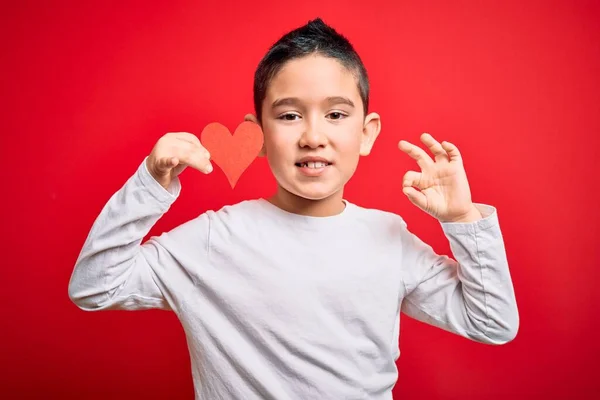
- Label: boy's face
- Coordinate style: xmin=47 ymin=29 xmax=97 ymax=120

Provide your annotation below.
xmin=259 ymin=54 xmax=381 ymax=202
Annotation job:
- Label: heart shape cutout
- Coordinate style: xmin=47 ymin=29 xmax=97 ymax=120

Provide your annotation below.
xmin=200 ymin=121 xmax=264 ymax=188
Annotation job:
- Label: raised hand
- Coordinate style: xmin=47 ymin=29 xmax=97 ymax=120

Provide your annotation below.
xmin=398 ymin=133 xmax=481 ymax=223
xmin=146 ymin=132 xmax=213 ymax=190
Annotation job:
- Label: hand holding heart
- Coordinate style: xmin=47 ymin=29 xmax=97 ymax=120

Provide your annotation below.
xmin=146 ymin=119 xmax=264 ymax=190
xmin=399 ymin=133 xmax=480 ymax=223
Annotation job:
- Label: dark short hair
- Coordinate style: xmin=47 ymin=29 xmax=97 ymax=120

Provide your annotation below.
xmin=253 ymin=18 xmax=370 ymax=123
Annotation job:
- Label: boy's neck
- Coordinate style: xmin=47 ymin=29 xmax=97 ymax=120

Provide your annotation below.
xmin=267 ymin=186 xmax=346 ymax=217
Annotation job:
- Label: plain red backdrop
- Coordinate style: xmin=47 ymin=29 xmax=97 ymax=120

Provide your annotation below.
xmin=2 ymin=0 xmax=599 ymax=398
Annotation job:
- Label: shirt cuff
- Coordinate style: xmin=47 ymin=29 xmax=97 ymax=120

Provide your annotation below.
xmin=439 ymin=203 xmax=499 ymax=235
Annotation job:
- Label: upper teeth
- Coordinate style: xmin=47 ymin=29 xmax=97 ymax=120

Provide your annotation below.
xmin=301 ymin=162 xmax=328 ymax=168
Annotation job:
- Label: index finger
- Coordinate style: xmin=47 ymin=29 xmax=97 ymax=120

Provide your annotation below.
xmin=173 ymin=132 xmax=203 ymax=147
xmin=398 ymin=140 xmax=434 ymax=169
xmin=173 ymin=134 xmax=210 ymax=159
xmin=180 ymin=147 xmax=213 ymax=174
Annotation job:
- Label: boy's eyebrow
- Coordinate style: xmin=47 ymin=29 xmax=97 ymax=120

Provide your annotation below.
xmin=271 ymin=96 xmax=355 ymax=109
xmin=325 ymin=96 xmax=355 ymax=108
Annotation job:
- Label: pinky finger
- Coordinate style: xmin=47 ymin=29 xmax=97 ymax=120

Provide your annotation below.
xmin=164 ymin=157 xmax=179 ymax=170
xmin=156 ymin=157 xmax=177 ymax=174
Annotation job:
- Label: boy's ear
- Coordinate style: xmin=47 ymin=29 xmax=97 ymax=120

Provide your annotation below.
xmin=359 ymin=112 xmax=381 ymax=156
xmin=244 ymin=113 xmax=266 ymax=157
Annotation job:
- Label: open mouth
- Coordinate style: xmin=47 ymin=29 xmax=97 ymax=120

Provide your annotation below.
xmin=294 ymin=161 xmax=332 ymax=169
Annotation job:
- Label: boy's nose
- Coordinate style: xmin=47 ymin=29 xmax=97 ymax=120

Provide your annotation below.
xmin=299 ymin=123 xmax=328 ymax=148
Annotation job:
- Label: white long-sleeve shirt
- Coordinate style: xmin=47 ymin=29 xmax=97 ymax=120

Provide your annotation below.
xmin=68 ymin=157 xmax=519 ymax=399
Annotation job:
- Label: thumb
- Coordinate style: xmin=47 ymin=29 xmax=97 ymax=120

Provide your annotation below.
xmin=403 ymin=186 xmax=427 ymax=210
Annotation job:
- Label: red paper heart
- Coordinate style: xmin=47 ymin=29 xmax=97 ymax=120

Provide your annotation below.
xmin=200 ymin=121 xmax=264 ymax=188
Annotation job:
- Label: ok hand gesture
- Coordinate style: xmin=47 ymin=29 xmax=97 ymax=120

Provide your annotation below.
xmin=399 ymin=133 xmax=482 ymax=223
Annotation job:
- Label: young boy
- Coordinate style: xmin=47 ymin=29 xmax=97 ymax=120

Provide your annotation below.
xmin=68 ymin=18 xmax=518 ymax=399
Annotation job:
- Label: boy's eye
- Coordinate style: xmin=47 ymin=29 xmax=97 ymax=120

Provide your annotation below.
xmin=278 ymin=113 xmax=301 ymax=121
xmin=327 ymin=112 xmax=347 ymax=120
xmin=277 ymin=112 xmax=347 ymax=121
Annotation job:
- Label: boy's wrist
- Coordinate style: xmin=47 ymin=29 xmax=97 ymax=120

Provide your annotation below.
xmin=442 ymin=205 xmax=483 ymax=223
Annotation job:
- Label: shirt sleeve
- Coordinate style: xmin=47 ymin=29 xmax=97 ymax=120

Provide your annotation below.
xmin=399 ymin=203 xmax=519 ymax=345
xmin=67 ymin=157 xmax=208 ymax=313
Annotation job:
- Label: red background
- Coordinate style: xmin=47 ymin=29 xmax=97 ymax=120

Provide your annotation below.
xmin=2 ymin=0 xmax=599 ymax=398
